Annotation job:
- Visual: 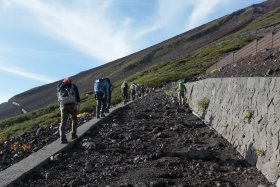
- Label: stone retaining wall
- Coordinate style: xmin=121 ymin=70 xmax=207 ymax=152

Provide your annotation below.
xmin=185 ymin=77 xmax=280 ymax=184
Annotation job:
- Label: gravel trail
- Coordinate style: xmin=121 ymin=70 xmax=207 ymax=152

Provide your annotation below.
xmin=15 ymin=92 xmax=271 ymax=187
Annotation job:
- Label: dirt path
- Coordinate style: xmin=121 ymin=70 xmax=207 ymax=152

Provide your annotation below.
xmin=16 ymin=92 xmax=271 ymax=187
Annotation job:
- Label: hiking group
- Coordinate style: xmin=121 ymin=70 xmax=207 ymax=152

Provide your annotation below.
xmin=121 ymin=81 xmax=146 ymax=104
xmin=56 ymin=77 xmax=184 ymax=144
xmin=56 ymin=77 xmax=112 ymax=144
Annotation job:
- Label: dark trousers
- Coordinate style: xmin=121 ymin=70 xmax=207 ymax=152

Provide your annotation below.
xmin=122 ymin=89 xmax=129 ymax=103
xmin=106 ymin=93 xmax=111 ymax=111
xmin=59 ymin=103 xmax=77 ymax=139
xmin=95 ymin=92 xmax=106 ymax=116
xmin=131 ymin=90 xmax=136 ymax=100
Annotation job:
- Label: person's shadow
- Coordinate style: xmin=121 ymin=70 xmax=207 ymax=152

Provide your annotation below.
xmin=245 ymin=143 xmax=258 ymax=165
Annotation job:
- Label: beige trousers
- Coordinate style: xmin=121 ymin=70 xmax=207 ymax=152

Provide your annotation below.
xmin=177 ymin=92 xmax=185 ymax=105
xmin=59 ymin=103 xmax=77 ymax=139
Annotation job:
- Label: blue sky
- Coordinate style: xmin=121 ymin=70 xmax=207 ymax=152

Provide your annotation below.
xmin=0 ymin=0 xmax=264 ymax=104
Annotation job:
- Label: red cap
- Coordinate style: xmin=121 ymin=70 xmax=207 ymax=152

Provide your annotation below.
xmin=63 ymin=77 xmax=72 ymax=83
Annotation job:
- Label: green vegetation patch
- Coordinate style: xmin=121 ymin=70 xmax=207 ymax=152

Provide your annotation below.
xmin=244 ymin=109 xmax=254 ymax=123
xmin=197 ymin=97 xmax=210 ymax=112
xmin=255 ymin=148 xmax=266 ymax=157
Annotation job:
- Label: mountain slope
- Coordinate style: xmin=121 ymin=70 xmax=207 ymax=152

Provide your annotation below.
xmin=1 ymin=0 xmax=280 ymax=120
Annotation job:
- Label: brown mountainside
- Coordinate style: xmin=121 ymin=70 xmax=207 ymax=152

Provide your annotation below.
xmin=0 ymin=0 xmax=279 ymax=119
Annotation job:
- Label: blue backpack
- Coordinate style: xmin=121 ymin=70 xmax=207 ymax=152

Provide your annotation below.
xmin=94 ymin=79 xmax=103 ymax=93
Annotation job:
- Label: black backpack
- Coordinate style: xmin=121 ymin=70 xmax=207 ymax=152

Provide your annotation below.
xmin=124 ymin=82 xmax=128 ymax=89
xmin=57 ymin=83 xmax=76 ymax=104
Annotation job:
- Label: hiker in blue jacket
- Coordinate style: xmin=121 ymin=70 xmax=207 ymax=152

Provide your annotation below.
xmin=103 ymin=78 xmax=112 ymax=113
xmin=94 ymin=78 xmax=111 ymax=118
xmin=94 ymin=78 xmax=106 ymax=118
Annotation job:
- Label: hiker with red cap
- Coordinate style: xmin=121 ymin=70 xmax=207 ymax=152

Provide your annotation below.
xmin=57 ymin=77 xmax=80 ymax=144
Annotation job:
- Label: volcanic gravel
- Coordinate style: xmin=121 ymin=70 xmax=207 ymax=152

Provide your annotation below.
xmin=204 ymin=48 xmax=280 ymax=78
xmin=14 ymin=92 xmax=271 ymax=187
xmin=0 ymin=113 xmax=93 ymax=172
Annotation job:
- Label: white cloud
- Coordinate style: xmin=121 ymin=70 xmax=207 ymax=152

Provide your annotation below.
xmin=186 ymin=0 xmax=223 ymax=30
xmin=0 ymin=94 xmax=11 ymax=103
xmin=134 ymin=24 xmax=164 ymax=40
xmin=9 ymin=0 xmax=133 ymax=62
xmin=134 ymin=0 xmax=192 ymax=39
xmin=0 ymin=64 xmax=56 ymax=83
xmin=1 ymin=0 xmax=12 ymax=7
xmin=5 ymin=0 xmax=226 ymax=63
xmin=133 ymin=0 xmax=225 ymax=38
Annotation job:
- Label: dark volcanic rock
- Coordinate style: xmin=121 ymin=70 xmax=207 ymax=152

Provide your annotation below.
xmin=118 ymin=183 xmax=134 ymax=187
xmin=205 ymin=48 xmax=280 ymax=79
xmin=69 ymin=177 xmax=83 ymax=187
xmin=266 ymin=69 xmax=273 ymax=76
xmin=84 ymin=162 xmax=94 ymax=173
xmin=186 ymin=149 xmax=213 ymax=160
xmin=150 ymin=181 xmax=168 ymax=187
xmin=81 ymin=141 xmax=96 ymax=150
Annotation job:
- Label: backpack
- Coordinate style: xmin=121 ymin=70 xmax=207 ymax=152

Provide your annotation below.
xmin=124 ymin=82 xmax=128 ymax=89
xmin=104 ymin=78 xmax=112 ymax=92
xmin=130 ymin=84 xmax=136 ymax=91
xmin=135 ymin=84 xmax=140 ymax=92
xmin=104 ymin=78 xmax=111 ymax=85
xmin=122 ymin=82 xmax=128 ymax=90
xmin=94 ymin=79 xmax=103 ymax=93
xmin=178 ymin=82 xmax=184 ymax=92
xmin=57 ymin=83 xmax=76 ymax=105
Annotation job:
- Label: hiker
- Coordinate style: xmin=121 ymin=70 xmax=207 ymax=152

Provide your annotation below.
xmin=140 ymin=84 xmax=145 ymax=98
xmin=94 ymin=78 xmax=106 ymax=118
xmin=121 ymin=80 xmax=129 ymax=104
xmin=57 ymin=77 xmax=80 ymax=144
xmin=103 ymin=78 xmax=112 ymax=113
xmin=130 ymin=83 xmax=136 ymax=100
xmin=135 ymin=84 xmax=141 ymax=99
xmin=175 ymin=80 xmax=187 ymax=105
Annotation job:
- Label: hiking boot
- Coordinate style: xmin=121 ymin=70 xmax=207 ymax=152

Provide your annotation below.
xmin=101 ymin=114 xmax=105 ymax=117
xmin=71 ymin=134 xmax=78 ymax=140
xmin=60 ymin=138 xmax=68 ymax=144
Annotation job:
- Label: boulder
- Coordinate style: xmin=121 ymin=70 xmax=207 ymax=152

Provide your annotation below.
xmin=69 ymin=177 xmax=83 ymax=187
xmin=150 ymin=181 xmax=168 ymax=187
xmin=265 ymin=69 xmax=273 ymax=76
xmin=84 ymin=162 xmax=94 ymax=173
xmin=118 ymin=183 xmax=134 ymax=187
xmin=81 ymin=142 xmax=96 ymax=150
xmin=186 ymin=149 xmax=212 ymax=160
xmin=134 ymin=182 xmax=148 ymax=187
